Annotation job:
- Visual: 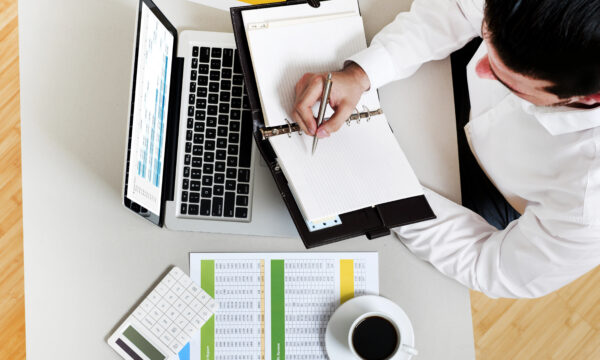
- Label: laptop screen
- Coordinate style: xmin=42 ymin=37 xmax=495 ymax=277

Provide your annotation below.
xmin=125 ymin=1 xmax=175 ymax=218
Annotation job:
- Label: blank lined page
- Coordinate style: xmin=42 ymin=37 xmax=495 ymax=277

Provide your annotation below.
xmin=245 ymin=10 xmax=423 ymax=221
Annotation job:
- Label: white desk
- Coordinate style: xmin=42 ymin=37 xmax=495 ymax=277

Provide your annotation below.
xmin=20 ymin=0 xmax=474 ymax=358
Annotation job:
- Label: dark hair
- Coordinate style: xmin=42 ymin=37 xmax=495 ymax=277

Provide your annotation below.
xmin=484 ymin=0 xmax=600 ymax=98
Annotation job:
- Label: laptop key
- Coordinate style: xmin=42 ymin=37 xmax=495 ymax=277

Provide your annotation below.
xmin=192 ymin=157 xmax=202 ymax=168
xmin=186 ymin=130 xmax=193 ymax=141
xmin=217 ymin=138 xmax=227 ymax=149
xmin=208 ymin=106 xmax=218 ymax=116
xmin=203 ymin=163 xmax=213 ymax=174
xmin=193 ymin=134 xmax=204 ymax=144
xmin=216 ymin=150 xmax=226 ymax=160
xmin=207 ymin=117 xmax=217 ymax=127
xmin=230 ymin=109 xmax=241 ymax=120
xmin=198 ymin=76 xmax=208 ymax=86
xmin=200 ymin=47 xmax=210 ymax=62
xmin=206 ymin=129 xmax=216 ymax=139
xmin=184 ymin=154 xmax=191 ymax=165
xmin=229 ymin=121 xmax=240 ymax=132
xmin=202 ymin=176 xmax=213 ymax=186
xmin=182 ymin=179 xmax=189 ymax=190
xmin=187 ymin=118 xmax=194 ymax=129
xmin=204 ymin=152 xmax=214 ymax=162
xmin=226 ymin=168 xmax=236 ymax=179
xmin=192 ymin=145 xmax=202 ymax=156
xmin=201 ymin=188 xmax=212 ymax=198
xmin=218 ymin=115 xmax=229 ymax=125
xmin=214 ymin=185 xmax=224 ymax=196
xmin=223 ymin=49 xmax=233 ymax=67
xmin=190 ymin=82 xmax=196 ymax=93
xmin=211 ymin=59 xmax=221 ymax=70
xmin=219 ymin=103 xmax=229 ymax=114
xmin=236 ymin=195 xmax=248 ymax=207
xmin=227 ymin=144 xmax=238 ymax=156
xmin=205 ymin=141 xmax=215 ymax=151
xmin=189 ymin=192 xmax=200 ymax=203
xmin=208 ymin=94 xmax=218 ymax=104
xmin=200 ymin=200 xmax=211 ymax=216
xmin=220 ymin=91 xmax=230 ymax=102
xmin=197 ymin=87 xmax=207 ymax=97
xmin=195 ymin=110 xmax=205 ymax=121
xmin=239 ymin=111 xmax=253 ymax=167
xmin=214 ymin=173 xmax=225 ymax=184
xmin=221 ymin=80 xmax=231 ymax=91
xmin=217 ymin=126 xmax=228 ymax=137
xmin=232 ymin=86 xmax=243 ymax=97
xmin=209 ymin=82 xmax=219 ymax=93
xmin=237 ymin=183 xmax=249 ymax=194
xmin=191 ymin=70 xmax=197 ymax=81
xmin=222 ymin=68 xmax=232 ymax=79
xmin=183 ymin=167 xmax=190 ymax=177
xmin=188 ymin=106 xmax=194 ymax=117
xmin=189 ymin=94 xmax=195 ymax=104
xmin=192 ymin=46 xmax=199 ymax=57
xmin=224 ymin=192 xmax=235 ymax=217
xmin=192 ymin=58 xmax=198 ymax=69
xmin=210 ymin=71 xmax=220 ymax=81
xmin=181 ymin=191 xmax=188 ymax=202
xmin=186 ymin=142 xmax=192 ymax=153
xmin=180 ymin=203 xmax=187 ymax=215
xmin=215 ymin=162 xmax=225 ymax=172
xmin=191 ymin=169 xmax=201 ymax=179
xmin=194 ymin=122 xmax=205 ymax=132
xmin=190 ymin=181 xmax=201 ymax=191
xmin=228 ymin=133 xmax=239 ymax=143
xmin=188 ymin=204 xmax=199 ymax=215
xmin=211 ymin=197 xmax=223 ymax=216
xmin=238 ymin=169 xmax=250 ymax=182
xmin=225 ymin=180 xmax=236 ymax=191
xmin=227 ymin=157 xmax=237 ymax=167
xmin=235 ymin=207 xmax=248 ymax=219
xmin=233 ymin=75 xmax=244 ymax=85
xmin=199 ymin=64 xmax=209 ymax=74
xmin=196 ymin=98 xmax=206 ymax=109
xmin=211 ymin=48 xmax=221 ymax=58
xmin=231 ymin=97 xmax=241 ymax=108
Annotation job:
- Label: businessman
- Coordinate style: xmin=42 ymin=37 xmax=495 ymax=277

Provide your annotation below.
xmin=293 ymin=0 xmax=600 ymax=298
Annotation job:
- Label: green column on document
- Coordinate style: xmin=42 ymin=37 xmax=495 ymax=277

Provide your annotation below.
xmin=271 ymin=260 xmax=285 ymax=360
xmin=200 ymin=260 xmax=215 ymax=360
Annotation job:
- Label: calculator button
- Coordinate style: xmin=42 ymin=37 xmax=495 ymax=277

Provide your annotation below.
xmin=172 ymin=284 xmax=185 ymax=297
xmin=177 ymin=332 xmax=189 ymax=345
xmin=174 ymin=299 xmax=186 ymax=312
xmin=169 ymin=324 xmax=182 ymax=337
xmin=149 ymin=307 xmax=163 ymax=321
xmin=157 ymin=299 xmax=170 ymax=312
xmin=182 ymin=306 xmax=195 ymax=321
xmin=170 ymin=339 xmax=182 ymax=352
xmin=154 ymin=283 xmax=168 ymax=296
xmin=160 ymin=332 xmax=174 ymax=347
xmin=162 ymin=274 xmax=176 ymax=288
xmin=166 ymin=307 xmax=179 ymax=322
xmin=165 ymin=291 xmax=177 ymax=304
xmin=197 ymin=291 xmax=210 ymax=304
xmin=175 ymin=314 xmax=188 ymax=329
xmin=198 ymin=307 xmax=211 ymax=321
xmin=192 ymin=314 xmax=206 ymax=328
xmin=181 ymin=290 xmax=194 ymax=304
xmin=178 ymin=275 xmax=193 ymax=288
xmin=159 ymin=315 xmax=172 ymax=329
xmin=133 ymin=308 xmax=147 ymax=321
xmin=204 ymin=298 xmax=218 ymax=312
xmin=190 ymin=298 xmax=203 ymax=312
xmin=152 ymin=324 xmax=165 ymax=337
xmin=140 ymin=299 xmax=154 ymax=312
xmin=142 ymin=315 xmax=156 ymax=328
xmin=183 ymin=323 xmax=196 ymax=336
xmin=188 ymin=284 xmax=201 ymax=296
xmin=148 ymin=290 xmax=161 ymax=304
xmin=170 ymin=267 xmax=184 ymax=280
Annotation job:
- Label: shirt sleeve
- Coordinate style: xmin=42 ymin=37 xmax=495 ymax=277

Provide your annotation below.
xmin=348 ymin=0 xmax=485 ymax=89
xmin=394 ymin=188 xmax=600 ymax=298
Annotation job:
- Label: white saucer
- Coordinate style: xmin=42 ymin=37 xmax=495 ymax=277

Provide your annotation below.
xmin=325 ymin=295 xmax=416 ymax=360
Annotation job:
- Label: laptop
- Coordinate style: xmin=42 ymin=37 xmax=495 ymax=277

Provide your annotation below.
xmin=122 ymin=0 xmax=295 ymax=237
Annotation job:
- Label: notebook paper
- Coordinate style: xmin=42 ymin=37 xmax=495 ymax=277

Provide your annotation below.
xmin=243 ymin=7 xmax=423 ymax=221
xmin=188 ymin=252 xmax=378 ymax=360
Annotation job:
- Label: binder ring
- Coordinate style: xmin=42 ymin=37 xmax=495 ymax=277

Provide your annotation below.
xmin=284 ymin=118 xmax=293 ymax=138
xmin=363 ymin=105 xmax=371 ymax=122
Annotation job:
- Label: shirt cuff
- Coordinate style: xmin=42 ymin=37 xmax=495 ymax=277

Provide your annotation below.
xmin=346 ymin=43 xmax=397 ymax=90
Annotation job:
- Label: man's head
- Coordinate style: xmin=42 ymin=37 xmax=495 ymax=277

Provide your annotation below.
xmin=477 ymin=0 xmax=600 ymax=107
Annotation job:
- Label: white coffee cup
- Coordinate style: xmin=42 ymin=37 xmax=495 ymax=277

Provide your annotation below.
xmin=348 ymin=311 xmax=419 ymax=359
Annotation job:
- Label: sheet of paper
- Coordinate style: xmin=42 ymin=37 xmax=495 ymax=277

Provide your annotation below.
xmin=187 ymin=252 xmax=378 ymax=360
xmin=243 ymin=13 xmax=423 ymax=221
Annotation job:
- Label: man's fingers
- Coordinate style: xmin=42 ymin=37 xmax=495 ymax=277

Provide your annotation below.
xmin=293 ymin=76 xmax=324 ymax=135
xmin=317 ymin=101 xmax=355 ymax=138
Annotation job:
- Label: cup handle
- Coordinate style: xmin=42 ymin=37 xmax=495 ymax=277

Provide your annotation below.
xmin=400 ymin=344 xmax=419 ymax=356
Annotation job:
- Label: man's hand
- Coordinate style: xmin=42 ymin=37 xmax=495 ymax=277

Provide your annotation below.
xmin=291 ymin=63 xmax=371 ymax=138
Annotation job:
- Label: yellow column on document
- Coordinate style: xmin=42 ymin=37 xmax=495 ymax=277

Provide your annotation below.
xmin=340 ymin=260 xmax=354 ymax=304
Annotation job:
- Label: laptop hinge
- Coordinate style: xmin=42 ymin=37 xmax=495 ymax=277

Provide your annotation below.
xmin=163 ymin=57 xmax=185 ymax=202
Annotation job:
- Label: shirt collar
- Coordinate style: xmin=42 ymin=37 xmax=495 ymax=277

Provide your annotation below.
xmin=520 ymin=99 xmax=600 ymax=135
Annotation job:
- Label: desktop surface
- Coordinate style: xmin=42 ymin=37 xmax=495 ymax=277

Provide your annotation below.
xmin=19 ymin=0 xmax=473 ymax=359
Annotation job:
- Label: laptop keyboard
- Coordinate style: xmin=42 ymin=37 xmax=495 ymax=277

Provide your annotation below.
xmin=179 ymin=46 xmax=253 ymax=221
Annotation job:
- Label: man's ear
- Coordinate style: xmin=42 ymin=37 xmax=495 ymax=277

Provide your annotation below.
xmin=475 ymin=55 xmax=496 ymax=80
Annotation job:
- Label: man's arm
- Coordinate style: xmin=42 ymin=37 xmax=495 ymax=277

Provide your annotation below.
xmin=396 ymin=189 xmax=599 ymax=298
xmin=293 ymin=0 xmax=485 ymax=135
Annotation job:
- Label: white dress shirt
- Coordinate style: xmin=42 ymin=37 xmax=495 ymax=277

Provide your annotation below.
xmin=348 ymin=0 xmax=600 ymax=298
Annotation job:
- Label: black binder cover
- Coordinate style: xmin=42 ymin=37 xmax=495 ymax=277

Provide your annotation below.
xmin=231 ymin=0 xmax=435 ymax=248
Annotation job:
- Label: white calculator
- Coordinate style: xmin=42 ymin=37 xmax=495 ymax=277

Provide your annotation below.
xmin=108 ymin=266 xmax=217 ymax=360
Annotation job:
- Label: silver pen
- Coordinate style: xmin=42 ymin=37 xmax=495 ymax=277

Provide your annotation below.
xmin=312 ymin=73 xmax=333 ymax=155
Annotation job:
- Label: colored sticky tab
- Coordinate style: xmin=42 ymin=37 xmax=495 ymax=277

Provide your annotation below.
xmin=200 ymin=260 xmax=215 ymax=360
xmin=271 ymin=260 xmax=285 ymax=360
xmin=340 ymin=260 xmax=354 ymax=304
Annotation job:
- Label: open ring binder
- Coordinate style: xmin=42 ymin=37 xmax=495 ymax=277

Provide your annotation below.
xmin=259 ymin=107 xmax=384 ymax=139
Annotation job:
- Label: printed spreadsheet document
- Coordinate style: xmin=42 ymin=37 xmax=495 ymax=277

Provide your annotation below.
xmin=186 ymin=252 xmax=378 ymax=360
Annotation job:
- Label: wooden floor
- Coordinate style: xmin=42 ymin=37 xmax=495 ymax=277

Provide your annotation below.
xmin=1 ymin=1 xmax=599 ymax=359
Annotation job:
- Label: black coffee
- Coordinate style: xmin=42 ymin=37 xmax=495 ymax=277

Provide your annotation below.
xmin=351 ymin=316 xmax=399 ymax=360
